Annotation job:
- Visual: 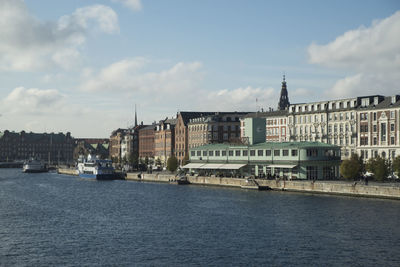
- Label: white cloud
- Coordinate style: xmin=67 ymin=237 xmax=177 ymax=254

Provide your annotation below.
xmin=80 ymin=58 xmax=204 ymax=93
xmin=112 ymin=0 xmax=142 ymax=11
xmin=308 ymin=11 xmax=400 ymax=98
xmin=1 ymin=87 xmax=65 ymax=115
xmin=204 ymin=86 xmax=276 ymax=111
xmin=0 ymin=0 xmax=118 ymax=71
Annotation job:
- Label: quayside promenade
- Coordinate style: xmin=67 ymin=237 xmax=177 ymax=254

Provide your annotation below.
xmin=126 ymin=172 xmax=400 ymax=200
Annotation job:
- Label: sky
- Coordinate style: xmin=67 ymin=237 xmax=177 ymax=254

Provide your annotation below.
xmin=0 ymin=0 xmax=399 ymax=138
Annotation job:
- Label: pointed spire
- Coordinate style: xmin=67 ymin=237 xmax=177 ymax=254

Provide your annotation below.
xmin=278 ymin=75 xmax=290 ymax=110
xmin=134 ymin=104 xmax=138 ymax=127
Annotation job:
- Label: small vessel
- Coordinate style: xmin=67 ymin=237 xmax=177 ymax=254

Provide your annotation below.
xmin=22 ymin=158 xmax=48 ymax=173
xmin=77 ymin=154 xmax=118 ymax=180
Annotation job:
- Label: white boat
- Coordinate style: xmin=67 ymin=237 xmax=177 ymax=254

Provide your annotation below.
xmin=23 ymin=158 xmax=48 ymax=173
xmin=77 ymin=154 xmax=118 ymax=180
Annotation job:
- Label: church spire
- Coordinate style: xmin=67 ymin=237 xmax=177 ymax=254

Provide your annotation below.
xmin=134 ymin=104 xmax=138 ymax=127
xmin=278 ymin=75 xmax=290 ymax=110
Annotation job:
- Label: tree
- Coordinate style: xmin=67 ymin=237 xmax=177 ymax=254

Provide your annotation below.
xmin=182 ymin=154 xmax=189 ymax=166
xmin=366 ymin=156 xmax=389 ymax=182
xmin=392 ymin=156 xmax=400 ymax=177
xmin=167 ymin=155 xmax=178 ymax=172
xmin=340 ymin=153 xmax=364 ymax=180
xmin=128 ymin=153 xmax=139 ymax=169
xmin=155 ymin=157 xmax=162 ymax=167
xmin=145 ymin=156 xmax=149 ymax=166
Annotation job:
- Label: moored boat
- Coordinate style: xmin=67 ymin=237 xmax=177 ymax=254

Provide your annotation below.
xmin=22 ymin=158 xmax=48 ymax=173
xmin=77 ymin=154 xmax=118 ymax=180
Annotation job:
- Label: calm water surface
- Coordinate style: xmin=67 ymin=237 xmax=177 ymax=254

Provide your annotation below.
xmin=1 ymin=169 xmax=400 ymax=266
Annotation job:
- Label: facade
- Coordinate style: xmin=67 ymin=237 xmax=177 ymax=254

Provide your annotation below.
xmin=154 ymin=118 xmax=177 ymax=165
xmin=187 ymin=142 xmax=341 ymax=180
xmin=138 ymin=125 xmax=156 ymax=159
xmin=175 ymin=112 xmax=215 ymax=165
xmin=0 ymin=130 xmax=74 ymax=164
xmin=287 ymin=97 xmax=359 ymax=158
xmin=73 ymin=138 xmax=109 ymax=160
xmin=241 ymin=77 xmax=400 ymax=162
xmin=356 ymin=95 xmax=400 ymax=161
xmin=188 ymin=112 xmax=249 ymax=149
xmin=109 ymin=128 xmax=126 ymax=162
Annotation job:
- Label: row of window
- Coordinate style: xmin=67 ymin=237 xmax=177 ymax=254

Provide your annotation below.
xmin=191 ymin=149 xmax=300 ymax=157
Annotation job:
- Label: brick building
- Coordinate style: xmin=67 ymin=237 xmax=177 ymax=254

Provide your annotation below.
xmin=0 ymin=130 xmax=74 ymax=164
xmin=154 ymin=118 xmax=177 ymax=166
xmin=188 ymin=112 xmax=249 ymax=149
xmin=138 ymin=124 xmax=156 ymax=159
xmin=175 ymin=112 xmax=215 ymax=165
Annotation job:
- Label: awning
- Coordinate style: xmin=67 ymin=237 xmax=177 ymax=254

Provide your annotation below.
xmin=267 ymin=164 xmax=297 ymax=169
xmin=218 ymin=164 xmax=247 ymax=170
xmin=182 ymin=163 xmax=205 ymax=169
xmin=198 ymin=163 xmax=225 ymax=169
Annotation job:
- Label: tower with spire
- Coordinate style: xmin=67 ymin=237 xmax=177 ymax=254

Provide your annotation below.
xmin=278 ymin=75 xmax=290 ymax=110
xmin=134 ymin=104 xmax=138 ymax=127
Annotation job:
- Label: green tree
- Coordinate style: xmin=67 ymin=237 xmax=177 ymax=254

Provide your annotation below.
xmin=145 ymin=156 xmax=149 ymax=166
xmin=392 ymin=156 xmax=400 ymax=177
xmin=366 ymin=156 xmax=389 ymax=182
xmin=122 ymin=155 xmax=127 ymax=164
xmin=167 ymin=155 xmax=178 ymax=172
xmin=340 ymin=153 xmax=364 ymax=180
xmin=182 ymin=154 xmax=189 ymax=166
xmin=128 ymin=153 xmax=139 ymax=169
xmin=155 ymin=157 xmax=162 ymax=167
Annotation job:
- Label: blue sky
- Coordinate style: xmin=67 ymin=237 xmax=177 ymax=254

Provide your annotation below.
xmin=0 ymin=0 xmax=399 ymax=137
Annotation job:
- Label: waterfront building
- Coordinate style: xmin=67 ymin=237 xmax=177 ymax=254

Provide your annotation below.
xmin=138 ymin=124 xmax=156 ymax=159
xmin=187 ymin=142 xmax=341 ymax=180
xmin=188 ymin=112 xmax=249 ymax=149
xmin=154 ymin=118 xmax=177 ymax=166
xmin=109 ymin=128 xmax=126 ymax=162
xmin=0 ymin=130 xmax=74 ymax=164
xmin=241 ymin=76 xmax=400 ymax=161
xmin=175 ymin=112 xmax=215 ymax=165
xmin=356 ymin=95 xmax=400 ymax=161
xmin=73 ymin=138 xmax=109 ymax=161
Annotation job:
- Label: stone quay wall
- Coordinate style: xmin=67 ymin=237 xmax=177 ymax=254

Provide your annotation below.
xmin=126 ymin=172 xmax=400 ymax=199
xmin=57 ymin=168 xmax=78 ymax=176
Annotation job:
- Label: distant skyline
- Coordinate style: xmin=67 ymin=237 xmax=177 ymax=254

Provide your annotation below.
xmin=0 ymin=0 xmax=399 ymax=137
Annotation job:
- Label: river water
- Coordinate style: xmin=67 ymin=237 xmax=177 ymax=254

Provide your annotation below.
xmin=1 ymin=169 xmax=399 ymax=266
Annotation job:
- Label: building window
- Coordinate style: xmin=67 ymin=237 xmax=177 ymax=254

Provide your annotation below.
xmin=228 ymin=150 xmax=234 ymax=156
xmin=307 ymin=149 xmax=318 ymax=157
xmin=243 ymin=150 xmax=248 ymax=156
xmin=257 ymin=150 xmax=263 ymax=156
xmin=283 ymin=149 xmax=289 ymax=156
xmin=191 ymin=151 xmax=195 ymax=157
xmin=381 ymin=123 xmax=386 ymax=141
xmin=274 ymin=150 xmax=280 ymax=156
xmin=215 ymin=150 xmax=220 ymax=156
xmin=235 ymin=150 xmax=241 ymax=156
xmin=250 ymin=150 xmax=255 ymax=156
xmin=373 ymin=112 xmax=377 ymax=120
xmin=373 ymin=137 xmax=377 ymax=145
xmin=391 ymin=111 xmax=395 ymax=118
xmin=291 ymin=149 xmax=298 ymax=156
xmin=373 ymin=125 xmax=377 ymax=132
xmin=209 ymin=151 xmax=214 ymax=156
xmin=391 ymin=124 xmax=395 ymax=131
xmin=391 ymin=136 xmax=395 ymax=145
xmin=265 ymin=150 xmax=271 ymax=156
xmin=222 ymin=150 xmax=226 ymax=156
xmin=203 ymin=151 xmax=207 ymax=156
